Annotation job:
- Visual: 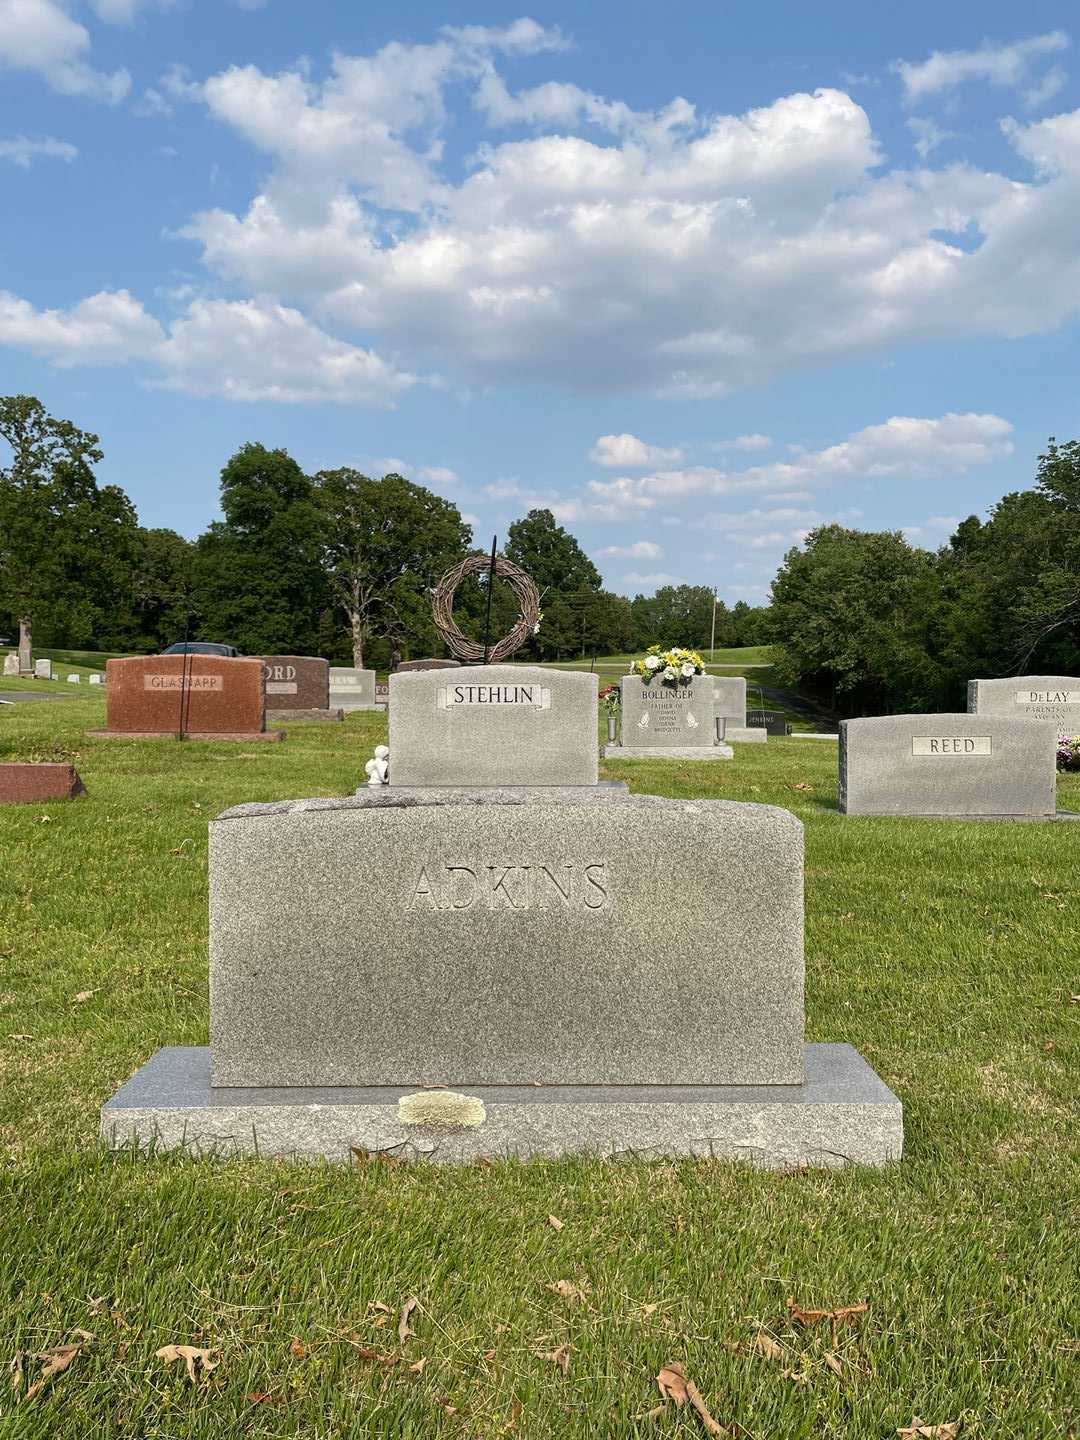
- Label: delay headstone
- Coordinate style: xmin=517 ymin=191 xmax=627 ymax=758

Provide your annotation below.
xmin=389 ymin=665 xmax=598 ymax=787
xmin=969 ymin=676 xmax=1080 ymax=732
xmin=839 ymin=713 xmax=1058 ymax=818
xmin=92 ymin=656 xmax=280 ymax=740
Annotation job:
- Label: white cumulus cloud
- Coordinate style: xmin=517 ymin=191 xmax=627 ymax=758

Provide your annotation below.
xmin=589 ymin=433 xmax=686 ymax=467
xmin=894 ymin=31 xmax=1069 ymax=107
xmin=0 ymin=0 xmax=130 ymax=102
xmin=0 ymin=134 xmax=76 ymax=166
xmin=596 ymin=540 xmax=663 ymax=559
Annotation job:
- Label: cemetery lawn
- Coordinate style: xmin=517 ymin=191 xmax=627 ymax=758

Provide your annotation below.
xmin=1 ymin=695 xmax=1077 ymax=1439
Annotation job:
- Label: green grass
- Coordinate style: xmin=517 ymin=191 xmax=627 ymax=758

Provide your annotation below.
xmin=1 ymin=694 xmax=1077 ymax=1437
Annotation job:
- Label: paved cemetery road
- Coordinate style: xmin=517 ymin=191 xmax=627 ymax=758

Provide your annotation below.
xmin=750 ymin=683 xmax=839 ymax=733
xmin=0 ymin=691 xmax=77 ymax=702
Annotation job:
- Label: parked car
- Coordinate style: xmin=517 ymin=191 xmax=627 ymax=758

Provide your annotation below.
xmin=160 ymin=642 xmax=241 ymax=658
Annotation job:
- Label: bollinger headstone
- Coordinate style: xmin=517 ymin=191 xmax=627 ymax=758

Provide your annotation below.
xmin=94 ymin=655 xmax=278 ymax=739
xmin=619 ymin=674 xmax=716 ymax=747
xmin=329 ymin=666 xmax=378 ymax=712
xmin=839 ymin=713 xmax=1058 ymax=818
xmin=389 ymin=665 xmax=598 ymax=787
xmin=3 ymin=653 xmax=19 ymax=677
xmin=969 ymin=676 xmax=1080 ymax=733
xmin=34 ymin=659 xmax=53 ymax=680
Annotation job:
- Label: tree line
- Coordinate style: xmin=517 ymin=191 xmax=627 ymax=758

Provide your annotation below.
xmin=768 ymin=438 xmax=1080 ymax=716
xmin=0 ymin=396 xmax=767 ymax=666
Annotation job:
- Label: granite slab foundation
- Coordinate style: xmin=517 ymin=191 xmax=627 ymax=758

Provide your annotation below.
xmin=724 ymin=727 xmax=767 ymax=744
xmin=266 ymin=708 xmax=344 ymax=722
xmin=101 ymin=1042 xmax=902 ymax=1167
xmin=603 ymin=744 xmax=733 ymax=760
xmin=88 ymin=729 xmax=285 ymax=742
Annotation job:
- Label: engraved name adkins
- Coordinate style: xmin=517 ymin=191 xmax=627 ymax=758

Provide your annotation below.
xmin=912 ymin=736 xmax=992 ymax=755
xmin=435 ymin=683 xmax=551 ymax=710
xmin=410 ymin=861 xmax=610 ymax=911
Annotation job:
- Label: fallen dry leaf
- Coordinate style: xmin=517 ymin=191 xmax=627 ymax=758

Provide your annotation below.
xmin=438 ymin=1397 xmax=460 ymax=1416
xmin=655 ymin=1362 xmax=726 ymax=1436
xmin=751 ymin=1330 xmax=784 ymax=1361
xmin=10 ymin=1350 xmax=24 ymax=1395
xmin=8 ymin=1034 xmax=33 ymax=1042
xmin=245 ymin=1392 xmax=282 ymax=1405
xmin=822 ymin=1350 xmax=843 ymax=1377
xmin=541 ymin=1343 xmax=571 ymax=1375
xmin=783 ymin=1368 xmax=811 ymax=1386
xmin=548 ymin=1279 xmax=591 ymax=1304
xmin=22 ymin=1342 xmax=86 ymax=1403
xmin=897 ymin=1421 xmax=962 ymax=1439
xmin=793 ymin=781 xmax=813 ymax=791
xmin=546 ymin=1214 xmax=564 ymax=1232
xmin=398 ymin=1296 xmax=419 ymax=1345
xmin=289 ymin=1336 xmax=306 ymax=1360
xmin=72 ymin=990 xmax=97 ymax=1003
xmin=343 ymin=1336 xmax=399 ymax=1367
xmin=501 ymin=1397 xmax=523 ymax=1433
xmin=787 ymin=1295 xmax=869 ymax=1339
xmin=154 ymin=1344 xmax=219 ymax=1383
xmin=350 ymin=1145 xmax=405 ymax=1168
xmin=641 ymin=1302 xmax=659 ymax=1319
xmin=408 ymin=1358 xmax=427 ymax=1375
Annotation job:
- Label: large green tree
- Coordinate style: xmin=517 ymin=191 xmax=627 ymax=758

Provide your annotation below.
xmin=0 ymin=395 xmax=139 ymax=658
xmin=193 ymin=444 xmax=328 ymax=655
xmin=313 ymin=469 xmax=470 ymax=668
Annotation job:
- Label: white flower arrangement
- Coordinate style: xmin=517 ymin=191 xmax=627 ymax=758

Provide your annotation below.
xmin=633 ymin=645 xmax=705 ymax=687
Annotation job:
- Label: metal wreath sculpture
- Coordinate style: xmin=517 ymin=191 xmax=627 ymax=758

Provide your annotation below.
xmin=431 ymin=551 xmax=541 ymax=663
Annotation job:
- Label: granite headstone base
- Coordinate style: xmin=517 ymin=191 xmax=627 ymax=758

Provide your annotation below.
xmin=101 ymin=1042 xmax=902 ymax=1168
xmin=266 ymin=707 xmax=344 ymax=722
xmin=88 ymin=729 xmax=285 ymax=742
xmin=725 ymin=727 xmax=768 ymax=744
xmin=603 ymin=744 xmax=733 ymax=760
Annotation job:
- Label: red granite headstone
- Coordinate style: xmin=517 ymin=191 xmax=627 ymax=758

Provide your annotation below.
xmin=99 ymin=656 xmax=270 ymax=736
xmin=0 ymin=763 xmax=86 ymax=804
xmin=258 ymin=656 xmax=330 ymax=711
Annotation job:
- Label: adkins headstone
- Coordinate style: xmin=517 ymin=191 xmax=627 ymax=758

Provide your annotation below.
xmin=208 ymin=790 xmax=805 ymax=1088
xmin=389 ymin=665 xmax=598 ymax=786
xmin=969 ymin=676 xmax=1080 ymax=733
xmin=840 ymin=713 xmax=1057 ymax=818
xmin=96 ymin=656 xmax=277 ymax=739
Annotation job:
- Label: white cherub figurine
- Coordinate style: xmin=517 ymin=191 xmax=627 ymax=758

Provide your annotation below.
xmin=365 ymin=744 xmax=390 ymax=786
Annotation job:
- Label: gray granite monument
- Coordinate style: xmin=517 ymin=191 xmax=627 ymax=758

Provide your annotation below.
xmin=968 ymin=675 xmax=1080 ymax=733
xmin=605 ymin=674 xmax=733 ymax=761
xmin=713 ymin=675 xmax=767 ymax=744
xmin=3 ymin=653 xmax=18 ymax=677
xmin=329 ymin=666 xmax=378 ymax=712
xmin=101 ymin=550 xmax=901 ymax=1166
xmin=840 ymin=713 xmax=1059 ymax=818
xmin=34 ymin=658 xmax=53 ymax=680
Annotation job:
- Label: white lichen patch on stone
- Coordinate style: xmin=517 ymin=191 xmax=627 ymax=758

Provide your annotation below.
xmin=398 ymin=1090 xmax=487 ymax=1128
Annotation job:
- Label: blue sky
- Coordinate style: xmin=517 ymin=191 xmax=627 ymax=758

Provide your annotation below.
xmin=3 ymin=1 xmax=1080 ymax=604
